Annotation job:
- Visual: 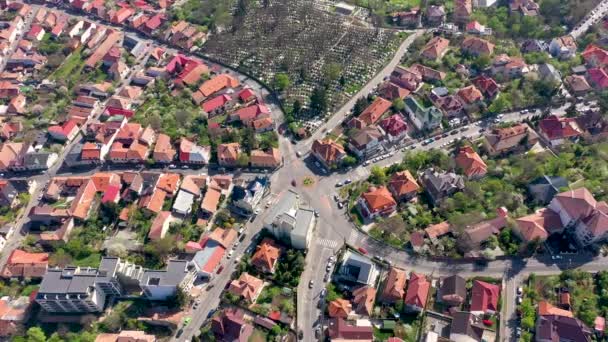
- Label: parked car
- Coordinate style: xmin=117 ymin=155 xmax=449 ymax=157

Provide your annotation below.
xmin=357 ymin=247 xmax=368 ymax=255
xmin=337 ymin=202 xmax=344 ymax=209
xmin=309 ymin=280 xmax=314 ymax=288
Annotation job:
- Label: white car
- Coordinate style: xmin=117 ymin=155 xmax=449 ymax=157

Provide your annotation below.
xmin=227 ymin=250 xmax=234 ymax=259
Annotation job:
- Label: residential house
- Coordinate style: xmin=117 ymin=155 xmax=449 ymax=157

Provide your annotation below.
xmin=0 ymin=180 xmax=17 ymax=207
xmin=421 ymin=36 xmax=449 ymax=61
xmin=172 ymin=189 xmax=195 ymax=216
xmin=527 ymin=175 xmax=568 ymax=205
xmin=0 ymin=121 xmax=21 ymax=141
xmin=482 ymin=123 xmax=539 ymax=156
xmin=466 ymin=20 xmax=491 ymax=35
xmin=548 ymin=187 xmax=608 ymax=247
xmin=538 ymin=63 xmax=562 ymax=84
xmin=510 ymin=0 xmax=540 ymax=16
xmin=328 ymin=299 xmax=352 ymax=318
xmin=392 ymin=8 xmax=420 ymax=27
xmin=153 ymin=134 xmax=176 ymax=163
xmin=461 ymin=36 xmax=495 ymax=56
xmin=564 ymin=75 xmax=591 ymax=95
xmin=582 ymin=44 xmax=608 ymax=68
xmin=349 ymin=97 xmax=392 ymax=129
xmin=456 ymin=85 xmax=484 ymax=112
xmin=1 ymin=250 xmax=48 ymax=279
xmin=409 ymin=63 xmax=446 ymax=82
xmin=538 ymin=115 xmax=583 ymax=147
xmin=200 ymin=184 xmax=221 ymax=218
xmin=549 ymin=36 xmax=577 ymax=60
xmin=491 ymin=54 xmax=529 ymax=79
xmin=148 ymin=211 xmax=173 ymax=241
xmin=378 ymin=82 xmax=410 ymax=101
xmin=348 ymin=126 xmax=384 ymax=158
xmin=352 ymin=286 xmax=375 ymax=316
xmin=426 ymin=5 xmax=446 ymax=26
xmin=231 ymin=177 xmax=268 ymax=215
xmin=311 ymin=139 xmax=346 ymax=169
xmin=0 ymin=295 xmax=34 ymax=338
xmin=217 ymin=143 xmax=241 ymax=167
xmin=197 ymin=74 xmax=239 ymax=98
xmin=379 ymin=114 xmax=408 ymax=142
xmin=587 ymin=68 xmax=608 ymax=89
xmin=95 ymin=331 xmax=156 ymax=342
xmin=179 ymin=138 xmax=211 ymax=165
xmin=450 ymin=312 xmax=486 ymax=342
xmin=515 ymin=208 xmax=563 ymax=243
xmin=211 ymin=309 xmax=253 ymax=342
xmin=576 ymin=111 xmax=608 ymax=141
xmin=263 ymin=190 xmax=316 ymax=250
xmin=454 ymin=0 xmax=473 ymax=24
xmin=404 ymin=273 xmax=430 ymax=312
xmin=404 ymin=96 xmax=442 ymax=131
xmin=48 ymin=120 xmax=79 ymax=142
xmin=0 ymin=143 xmax=26 ymax=171
xmin=327 ymin=318 xmax=373 ymax=341
xmin=202 ymin=94 xmax=231 ymax=116
xmin=438 ymin=275 xmax=466 ymax=307
xmin=356 ymin=186 xmax=397 ymax=220
xmin=19 ymin=152 xmax=58 ymax=172
xmin=251 ymin=238 xmax=280 ymax=274
xmin=435 ymin=95 xmax=464 ymax=119
xmin=536 ymin=314 xmax=592 ymax=342
xmin=470 ymin=280 xmax=500 ymax=314
xmin=455 ymin=146 xmax=487 ymax=179
xmin=521 ymin=39 xmax=546 ymax=53
xmin=338 ymin=251 xmax=378 ymax=286
xmin=250 ymin=148 xmax=281 ymax=169
xmin=390 ymin=66 xmax=422 ymax=91
xmin=228 ymin=272 xmax=264 ymax=303
xmin=7 ymin=94 xmax=26 ymax=115
xmin=380 ymin=267 xmax=406 ymax=304
xmin=388 ymin=170 xmax=420 ymax=201
xmin=419 ymin=168 xmax=465 ymax=205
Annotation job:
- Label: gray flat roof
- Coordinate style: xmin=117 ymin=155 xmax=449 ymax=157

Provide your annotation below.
xmin=263 ymin=190 xmax=298 ymax=226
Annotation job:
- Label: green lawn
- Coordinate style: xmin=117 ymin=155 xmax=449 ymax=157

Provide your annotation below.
xmin=50 ymin=47 xmax=85 ymax=84
xmin=73 ymin=252 xmax=102 ymax=268
xmin=248 ymin=329 xmax=268 ymax=342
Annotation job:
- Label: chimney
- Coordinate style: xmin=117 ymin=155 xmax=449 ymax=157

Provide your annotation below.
xmin=496 ymin=206 xmax=508 ymax=218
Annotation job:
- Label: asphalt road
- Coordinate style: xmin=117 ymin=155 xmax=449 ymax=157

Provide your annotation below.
xmin=297 ymin=29 xmax=426 ymax=154
xmin=570 ymin=0 xmax=608 ymax=39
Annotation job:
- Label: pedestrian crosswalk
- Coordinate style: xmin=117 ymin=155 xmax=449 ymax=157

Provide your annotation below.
xmin=318 ymin=239 xmax=339 ymax=249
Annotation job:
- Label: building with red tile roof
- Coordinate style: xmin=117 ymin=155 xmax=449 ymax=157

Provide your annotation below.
xmin=352 ymin=286 xmax=375 ymax=316
xmin=537 ymin=301 xmax=573 ymax=318
xmin=101 ymin=184 xmax=120 ymax=204
xmin=456 ymin=85 xmax=483 ymax=106
xmin=483 ymin=123 xmax=538 ymax=156
xmin=153 ymin=134 xmax=176 ymax=163
xmin=250 ymin=148 xmax=281 ymax=169
xmin=228 ymin=272 xmax=264 ymax=303
xmin=0 ymin=121 xmax=22 ymax=140
xmin=380 ymin=114 xmax=408 ymax=141
xmin=139 ymin=188 xmax=166 ymax=214
xmin=0 ymin=81 xmax=19 ymax=99
xmin=48 ymin=120 xmax=79 ymax=142
xmin=0 ymin=143 xmax=25 ymax=171
xmin=328 ymin=298 xmax=352 ymax=318
xmin=202 ymin=94 xmax=231 ymax=114
xmin=470 ymin=280 xmax=500 ymax=314
xmin=515 ymin=208 xmax=563 ymax=243
xmin=327 ymin=318 xmax=373 ymax=341
xmin=69 ymin=179 xmax=97 ymax=220
xmin=85 ymin=31 xmax=121 ymax=68
xmin=388 ymin=170 xmax=420 ymax=201
xmin=454 ymin=0 xmax=472 ymax=23
xmin=238 ymin=88 xmax=256 ymax=103
xmin=380 ymin=267 xmax=406 ymax=304
xmin=455 ymin=146 xmax=487 ymax=179
xmin=357 ymin=186 xmax=397 ymax=220
xmin=587 ymin=68 xmax=608 ymax=89
xmin=197 ymin=74 xmax=239 ymax=97
xmin=217 ymin=143 xmax=241 ymax=167
xmin=251 ymin=238 xmax=280 ymax=274
xmin=211 ymin=308 xmax=253 ymax=342
xmin=462 ymin=36 xmax=495 ymax=56
xmin=538 ymin=115 xmax=583 ymax=147
xmin=7 ymin=94 xmax=26 ymax=115
xmin=471 ymin=75 xmax=500 ymax=99
xmin=95 ymin=330 xmax=156 ymax=342
xmin=110 ymin=7 xmax=134 ymax=24
xmin=1 ymin=250 xmax=48 ymax=279
xmin=311 ymin=139 xmax=346 ymax=169
xmin=354 ymin=97 xmax=392 ymax=128
xmin=564 ymin=75 xmax=591 ymax=96
xmin=207 ymin=227 xmax=237 ymax=249
xmin=378 ymin=82 xmax=410 ymax=100
xmin=179 ymin=138 xmax=211 ymax=164
xmin=200 ymin=185 xmax=221 ymax=217
xmin=424 ymin=221 xmax=452 ymax=242
xmin=148 ymin=211 xmax=173 ymax=240
xmin=582 ymin=44 xmax=608 ymax=68
xmin=230 ymin=104 xmax=270 ymax=124
xmin=404 ymin=272 xmax=430 ymax=312
xmin=421 ymin=36 xmax=450 ymax=60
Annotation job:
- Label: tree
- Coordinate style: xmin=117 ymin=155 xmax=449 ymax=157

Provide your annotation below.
xmin=369 ymin=166 xmax=387 ymax=184
xmin=488 ymin=95 xmax=511 ymax=114
xmin=273 ymin=73 xmax=290 ymax=91
xmin=175 ymin=109 xmax=192 ymax=128
xmin=392 ymin=98 xmax=405 ymax=112
xmin=292 ymin=99 xmax=302 ymax=115
xmin=353 ymin=97 xmax=369 ymax=116
xmin=341 ymin=156 xmax=358 ymax=168
xmin=26 ymin=327 xmax=46 ymax=342
xmin=310 ymin=87 xmax=328 ymax=114
xmin=237 ymin=153 xmax=250 ymax=167
xmin=174 ymin=287 xmax=189 ymax=309
xmin=323 ymin=62 xmax=342 ymax=82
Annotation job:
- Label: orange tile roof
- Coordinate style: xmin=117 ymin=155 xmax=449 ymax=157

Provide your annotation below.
xmin=250 ymin=148 xmax=281 ymax=168
xmin=311 ymin=139 xmax=345 ymax=165
xmin=328 ymin=299 xmax=352 ymax=318
xmin=69 ymin=180 xmax=97 ymax=220
xmin=148 ymin=211 xmax=171 ymax=240
xmin=251 ymin=238 xmax=280 ymax=273
xmin=388 ymin=170 xmax=420 ymax=198
xmin=156 ymin=173 xmax=180 ymax=195
xmin=2 ymin=250 xmax=48 ymax=278
xmin=404 ymin=272 xmax=430 ymax=309
xmin=421 ymin=36 xmax=450 ymax=60
xmin=217 ymin=143 xmax=241 ymax=165
xmin=455 ymin=146 xmax=487 ymax=178
xmin=352 ymin=286 xmax=376 ymax=316
xmin=424 ymin=222 xmax=451 ymax=239
xmin=153 ymin=133 xmax=176 ymax=162
xmin=538 ymin=301 xmax=573 ymax=317
xmin=198 ymin=74 xmax=240 ymax=97
xmin=208 ymin=227 xmax=237 ymax=248
xmin=381 ymin=267 xmax=406 ymax=303
xmin=140 ymin=188 xmax=166 ymax=214
xmin=457 ymin=85 xmax=483 ymax=104
xmin=200 ymin=186 xmax=221 ymax=214
xmin=358 ymin=97 xmax=392 ymax=126
xmin=361 ymin=186 xmax=397 ymax=213
xmin=90 ymin=172 xmax=121 ymax=193
xmin=228 ymin=272 xmax=264 ymax=302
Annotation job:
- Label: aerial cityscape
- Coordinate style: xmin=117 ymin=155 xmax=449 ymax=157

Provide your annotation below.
xmin=0 ymin=0 xmax=607 ymax=341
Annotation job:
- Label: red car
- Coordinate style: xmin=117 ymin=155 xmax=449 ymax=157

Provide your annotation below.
xmin=291 ymin=180 xmax=296 ymax=187
xmin=482 ymin=319 xmax=493 ymax=326
xmin=357 ymin=247 xmax=368 ymax=255
xmin=216 ymin=266 xmax=224 ymax=274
